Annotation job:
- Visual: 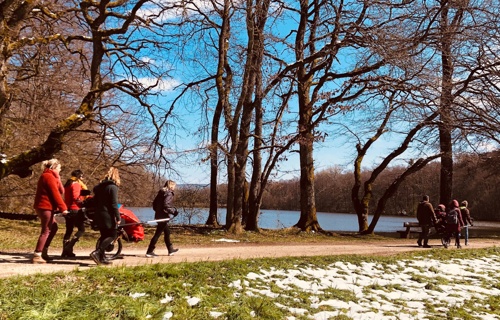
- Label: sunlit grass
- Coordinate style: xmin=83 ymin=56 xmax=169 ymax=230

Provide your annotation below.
xmin=0 ymin=218 xmax=403 ymax=253
xmin=0 ymin=248 xmax=498 ymax=319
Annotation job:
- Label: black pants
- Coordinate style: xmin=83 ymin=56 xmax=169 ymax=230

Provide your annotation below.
xmin=97 ymin=228 xmax=117 ymax=254
xmin=64 ymin=209 xmax=85 ymax=240
xmin=418 ymin=225 xmax=431 ymax=245
xmin=147 ymin=222 xmax=172 ymax=253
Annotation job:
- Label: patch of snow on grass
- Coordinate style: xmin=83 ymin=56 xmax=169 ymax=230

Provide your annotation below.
xmin=233 ymin=255 xmax=500 ymax=319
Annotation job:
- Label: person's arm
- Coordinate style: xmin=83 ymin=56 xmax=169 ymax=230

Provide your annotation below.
xmin=163 ymin=191 xmax=177 ymax=216
xmin=458 ymin=209 xmax=465 ymax=227
xmin=47 ymin=177 xmax=68 ymax=213
xmin=109 ymin=185 xmax=121 ymax=222
xmin=428 ymin=204 xmax=437 ymax=223
xmin=72 ymin=183 xmax=83 ymax=206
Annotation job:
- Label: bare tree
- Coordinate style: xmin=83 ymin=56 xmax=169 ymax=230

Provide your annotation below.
xmin=0 ymin=0 xmax=175 ymax=180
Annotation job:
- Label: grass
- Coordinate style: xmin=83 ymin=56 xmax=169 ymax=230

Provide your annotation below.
xmin=1 ymin=249 xmax=497 ymax=319
xmin=0 ymin=218 xmax=398 ymax=253
xmin=0 ymin=219 xmax=499 ymax=319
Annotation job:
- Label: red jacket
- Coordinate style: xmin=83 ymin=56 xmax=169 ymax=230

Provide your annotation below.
xmin=33 ymin=169 xmax=67 ymax=212
xmin=64 ymin=180 xmax=84 ymax=210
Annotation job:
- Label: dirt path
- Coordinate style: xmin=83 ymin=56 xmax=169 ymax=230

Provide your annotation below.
xmin=1 ymin=238 xmax=499 ymax=278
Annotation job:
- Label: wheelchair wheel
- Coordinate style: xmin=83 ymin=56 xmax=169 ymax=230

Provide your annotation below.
xmin=96 ymin=237 xmax=123 ymax=260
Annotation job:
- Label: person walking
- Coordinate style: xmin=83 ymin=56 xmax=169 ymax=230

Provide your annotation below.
xmin=446 ymin=199 xmax=465 ymax=248
xmin=32 ymin=159 xmax=69 ymax=264
xmin=416 ymin=195 xmax=436 ymax=248
xmin=460 ymin=200 xmax=473 ymax=246
xmin=61 ymin=170 xmax=88 ymax=257
xmin=146 ymin=180 xmax=179 ymax=257
xmin=90 ymin=167 xmax=121 ymax=265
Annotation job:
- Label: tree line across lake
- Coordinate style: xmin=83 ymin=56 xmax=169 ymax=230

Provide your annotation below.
xmin=173 ymin=151 xmax=499 ymax=222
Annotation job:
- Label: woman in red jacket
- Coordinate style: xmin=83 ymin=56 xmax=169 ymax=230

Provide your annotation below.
xmin=61 ymin=169 xmax=88 ymax=258
xmin=445 ymin=199 xmax=465 ymax=249
xmin=32 ymin=159 xmax=69 ymax=263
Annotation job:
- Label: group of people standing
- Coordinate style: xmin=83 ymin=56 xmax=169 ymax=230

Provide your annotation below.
xmin=32 ymin=159 xmax=178 ymax=265
xmin=416 ymin=195 xmax=474 ymax=248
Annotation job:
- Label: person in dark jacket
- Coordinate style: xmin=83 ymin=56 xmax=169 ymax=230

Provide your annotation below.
xmin=460 ymin=200 xmax=473 ymax=246
xmin=416 ymin=195 xmax=436 ymax=248
xmin=90 ymin=167 xmax=121 ymax=265
xmin=32 ymin=159 xmax=69 ymax=263
xmin=146 ymin=180 xmax=179 ymax=257
xmin=446 ymin=199 xmax=464 ymax=248
xmin=61 ymin=169 xmax=88 ymax=257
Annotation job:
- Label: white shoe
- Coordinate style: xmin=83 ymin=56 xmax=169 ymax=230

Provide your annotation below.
xmin=145 ymin=252 xmax=158 ymax=258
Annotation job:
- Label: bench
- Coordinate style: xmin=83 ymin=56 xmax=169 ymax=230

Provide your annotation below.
xmin=397 ymin=222 xmax=421 ymax=238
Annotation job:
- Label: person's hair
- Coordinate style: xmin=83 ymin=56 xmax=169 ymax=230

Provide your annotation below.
xmin=164 ymin=180 xmax=176 ymax=191
xmin=41 ymin=159 xmax=60 ymax=170
xmin=104 ymin=167 xmax=120 ymax=186
xmin=71 ymin=169 xmax=84 ymax=178
xmin=423 ymin=195 xmax=429 ymax=201
xmin=461 ymin=200 xmax=468 ymax=207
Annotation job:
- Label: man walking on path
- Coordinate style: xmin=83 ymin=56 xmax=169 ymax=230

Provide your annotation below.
xmin=416 ymin=195 xmax=437 ymax=248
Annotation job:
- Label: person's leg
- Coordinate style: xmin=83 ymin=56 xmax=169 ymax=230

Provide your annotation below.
xmin=45 ymin=218 xmax=58 ymax=249
xmin=63 ymin=210 xmax=87 ymax=257
xmin=417 ymin=226 xmax=424 ymax=247
xmin=455 ymin=231 xmax=461 ymax=248
xmin=35 ymin=209 xmax=52 ymax=253
xmin=163 ymin=224 xmax=172 ymax=252
xmin=62 ymin=211 xmax=77 ymax=257
xmin=42 ymin=218 xmax=58 ymax=260
xmin=464 ymin=226 xmax=469 ymax=245
xmin=63 ymin=212 xmax=76 ymax=240
xmin=147 ymin=222 xmax=167 ymax=255
xmin=98 ymin=228 xmax=117 ymax=253
xmin=163 ymin=224 xmax=178 ymax=255
xmin=422 ymin=225 xmax=431 ymax=247
xmin=73 ymin=210 xmax=86 ymax=239
xmin=90 ymin=228 xmax=116 ymax=265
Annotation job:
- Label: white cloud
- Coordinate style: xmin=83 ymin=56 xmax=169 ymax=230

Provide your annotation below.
xmin=137 ymin=76 xmax=181 ymax=92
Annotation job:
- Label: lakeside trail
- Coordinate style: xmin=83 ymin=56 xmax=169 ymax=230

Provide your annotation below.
xmin=1 ymin=238 xmax=499 ymax=278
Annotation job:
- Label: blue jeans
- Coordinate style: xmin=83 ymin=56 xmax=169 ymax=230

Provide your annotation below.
xmin=463 ymin=225 xmax=469 ymax=245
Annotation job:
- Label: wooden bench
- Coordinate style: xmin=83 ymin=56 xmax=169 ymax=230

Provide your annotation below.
xmin=397 ymin=222 xmax=421 ymax=238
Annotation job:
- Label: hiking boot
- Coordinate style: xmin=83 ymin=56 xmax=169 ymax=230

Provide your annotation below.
xmin=168 ymin=248 xmax=179 ymax=256
xmin=32 ymin=252 xmax=46 ymax=264
xmin=145 ymin=252 xmax=158 ymax=258
xmin=62 ymin=252 xmax=76 ymax=258
xmin=62 ymin=238 xmax=78 ymax=258
xmin=90 ymin=250 xmax=102 ymax=265
xmin=42 ymin=248 xmax=53 ymax=261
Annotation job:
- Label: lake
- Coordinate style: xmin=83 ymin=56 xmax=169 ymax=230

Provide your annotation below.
xmin=125 ymin=207 xmax=419 ymax=232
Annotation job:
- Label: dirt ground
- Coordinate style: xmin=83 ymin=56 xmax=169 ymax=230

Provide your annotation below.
xmin=1 ymin=238 xmax=499 ymax=278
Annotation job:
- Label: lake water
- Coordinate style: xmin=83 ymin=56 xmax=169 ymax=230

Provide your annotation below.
xmin=125 ymin=207 xmax=419 ymax=232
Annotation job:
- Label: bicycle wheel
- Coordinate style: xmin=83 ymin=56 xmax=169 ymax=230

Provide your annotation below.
xmin=96 ymin=237 xmax=123 ymax=260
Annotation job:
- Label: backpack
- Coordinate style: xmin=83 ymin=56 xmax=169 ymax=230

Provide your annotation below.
xmin=152 ymin=191 xmax=163 ymax=212
xmin=446 ymin=209 xmax=458 ymax=225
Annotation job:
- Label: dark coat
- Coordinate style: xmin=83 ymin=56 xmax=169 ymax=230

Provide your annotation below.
xmin=416 ymin=200 xmax=436 ymax=226
xmin=153 ymin=188 xmax=177 ymax=220
xmin=460 ymin=206 xmax=473 ymax=226
xmin=93 ymin=179 xmax=120 ymax=230
xmin=446 ymin=200 xmax=464 ymax=233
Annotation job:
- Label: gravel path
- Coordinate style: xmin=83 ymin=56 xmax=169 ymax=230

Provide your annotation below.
xmin=1 ymin=238 xmax=499 ymax=278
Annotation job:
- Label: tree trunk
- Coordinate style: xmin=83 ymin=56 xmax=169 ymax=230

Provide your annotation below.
xmin=206 ymin=0 xmax=232 ymax=227
xmin=438 ymin=0 xmax=465 ymax=206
